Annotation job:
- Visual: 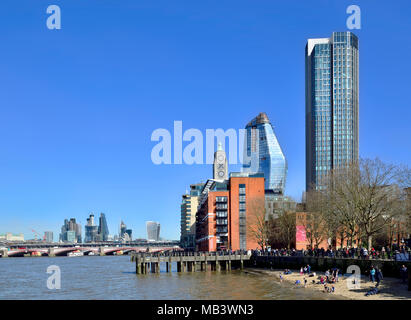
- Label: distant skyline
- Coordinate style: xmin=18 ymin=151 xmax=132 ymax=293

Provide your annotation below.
xmin=0 ymin=1 xmax=410 ymax=241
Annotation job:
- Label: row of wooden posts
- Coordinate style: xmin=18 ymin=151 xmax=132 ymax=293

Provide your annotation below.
xmin=131 ymin=252 xmax=249 ymax=274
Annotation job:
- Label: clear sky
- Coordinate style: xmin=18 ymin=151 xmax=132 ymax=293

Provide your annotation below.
xmin=0 ymin=0 xmax=410 ymax=241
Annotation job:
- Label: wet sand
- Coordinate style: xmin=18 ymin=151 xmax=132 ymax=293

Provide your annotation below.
xmin=249 ymin=268 xmax=411 ymax=300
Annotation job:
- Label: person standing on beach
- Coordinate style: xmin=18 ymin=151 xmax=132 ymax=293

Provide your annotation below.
xmin=400 ymin=265 xmax=407 ymax=284
xmin=386 ymin=246 xmax=391 ymax=259
xmin=375 ymin=268 xmax=383 ymax=287
xmin=370 ymin=266 xmax=376 ymax=283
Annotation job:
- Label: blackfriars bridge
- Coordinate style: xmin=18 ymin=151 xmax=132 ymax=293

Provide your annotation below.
xmin=0 ymin=241 xmax=180 ymax=257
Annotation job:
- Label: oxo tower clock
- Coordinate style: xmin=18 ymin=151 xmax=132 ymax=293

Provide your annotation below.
xmin=213 ymin=142 xmax=228 ymax=181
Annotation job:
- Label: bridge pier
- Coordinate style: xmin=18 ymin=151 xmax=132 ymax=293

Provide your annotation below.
xmin=216 ymin=261 xmax=221 ymax=272
xmin=48 ymin=248 xmax=55 ymax=257
xmin=0 ymin=250 xmax=8 ymax=258
xmin=99 ymin=247 xmax=105 ymax=256
xmin=150 ymin=262 xmax=159 ymax=273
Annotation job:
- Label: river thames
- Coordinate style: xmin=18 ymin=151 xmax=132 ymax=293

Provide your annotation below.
xmin=0 ymin=256 xmax=339 ymax=300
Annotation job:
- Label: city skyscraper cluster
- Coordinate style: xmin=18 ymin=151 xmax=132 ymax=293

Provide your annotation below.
xmin=59 ymin=213 xmax=134 ymax=243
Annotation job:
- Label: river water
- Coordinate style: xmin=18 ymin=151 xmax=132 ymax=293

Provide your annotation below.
xmin=0 ymin=256 xmax=339 ymax=300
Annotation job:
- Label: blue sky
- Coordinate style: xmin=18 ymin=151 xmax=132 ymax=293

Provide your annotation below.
xmin=0 ymin=0 xmax=410 ymax=241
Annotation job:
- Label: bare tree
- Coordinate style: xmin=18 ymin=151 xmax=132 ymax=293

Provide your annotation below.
xmin=316 ymin=158 xmax=410 ymax=250
xmin=406 ymin=188 xmax=411 ymax=237
xmin=303 ymin=191 xmax=327 ymax=248
xmin=354 ymin=159 xmax=407 ymax=249
xmin=321 ymin=166 xmax=362 ymax=248
xmin=269 ymin=210 xmax=296 ymax=249
xmin=247 ymin=197 xmax=269 ymax=250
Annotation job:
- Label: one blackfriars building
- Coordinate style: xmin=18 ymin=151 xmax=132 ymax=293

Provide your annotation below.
xmin=242 ymin=112 xmax=287 ymax=195
xmin=305 ymin=32 xmax=359 ymax=190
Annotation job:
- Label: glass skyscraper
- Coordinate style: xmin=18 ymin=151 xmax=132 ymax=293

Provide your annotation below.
xmin=305 ymin=32 xmax=359 ymax=190
xmin=242 ymin=112 xmax=287 ymax=195
xmin=98 ymin=213 xmax=109 ymax=241
xmin=146 ymin=221 xmax=160 ymax=241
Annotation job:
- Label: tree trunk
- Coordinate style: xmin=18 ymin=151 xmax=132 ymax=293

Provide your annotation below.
xmin=368 ymin=235 xmax=373 ymax=251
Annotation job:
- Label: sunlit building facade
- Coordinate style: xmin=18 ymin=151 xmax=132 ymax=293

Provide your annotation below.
xmin=180 ymin=183 xmax=204 ymax=249
xmin=305 ymin=31 xmax=359 ymax=190
xmin=242 ymin=112 xmax=287 ymax=195
xmin=196 ymin=172 xmax=265 ymax=252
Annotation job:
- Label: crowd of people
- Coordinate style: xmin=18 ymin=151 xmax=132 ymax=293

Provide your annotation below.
xmin=278 ymin=262 xmax=410 ymax=297
xmin=251 ymin=245 xmax=411 ymax=261
xmin=279 ymin=264 xmax=340 ymax=294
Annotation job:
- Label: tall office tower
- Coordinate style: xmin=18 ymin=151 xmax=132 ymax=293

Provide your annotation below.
xmin=242 ymin=112 xmax=287 ymax=195
xmin=305 ymin=32 xmax=359 ymax=191
xmin=180 ymin=183 xmax=204 ymax=249
xmin=146 ymin=221 xmax=160 ymax=241
xmin=44 ymin=231 xmax=53 ymax=243
xmin=59 ymin=218 xmax=81 ymax=243
xmin=85 ymin=213 xmax=98 ymax=242
xmin=98 ymin=213 xmax=109 ymax=241
xmin=213 ymin=142 xmax=228 ymax=181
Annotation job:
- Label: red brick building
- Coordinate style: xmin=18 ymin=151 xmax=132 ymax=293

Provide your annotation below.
xmin=196 ymin=173 xmax=265 ymax=252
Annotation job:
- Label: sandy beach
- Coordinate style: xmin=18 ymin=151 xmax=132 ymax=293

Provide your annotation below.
xmin=249 ymin=268 xmax=411 ymax=300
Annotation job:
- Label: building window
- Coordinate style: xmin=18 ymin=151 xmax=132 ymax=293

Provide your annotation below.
xmin=239 ymin=184 xmax=246 ymax=250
